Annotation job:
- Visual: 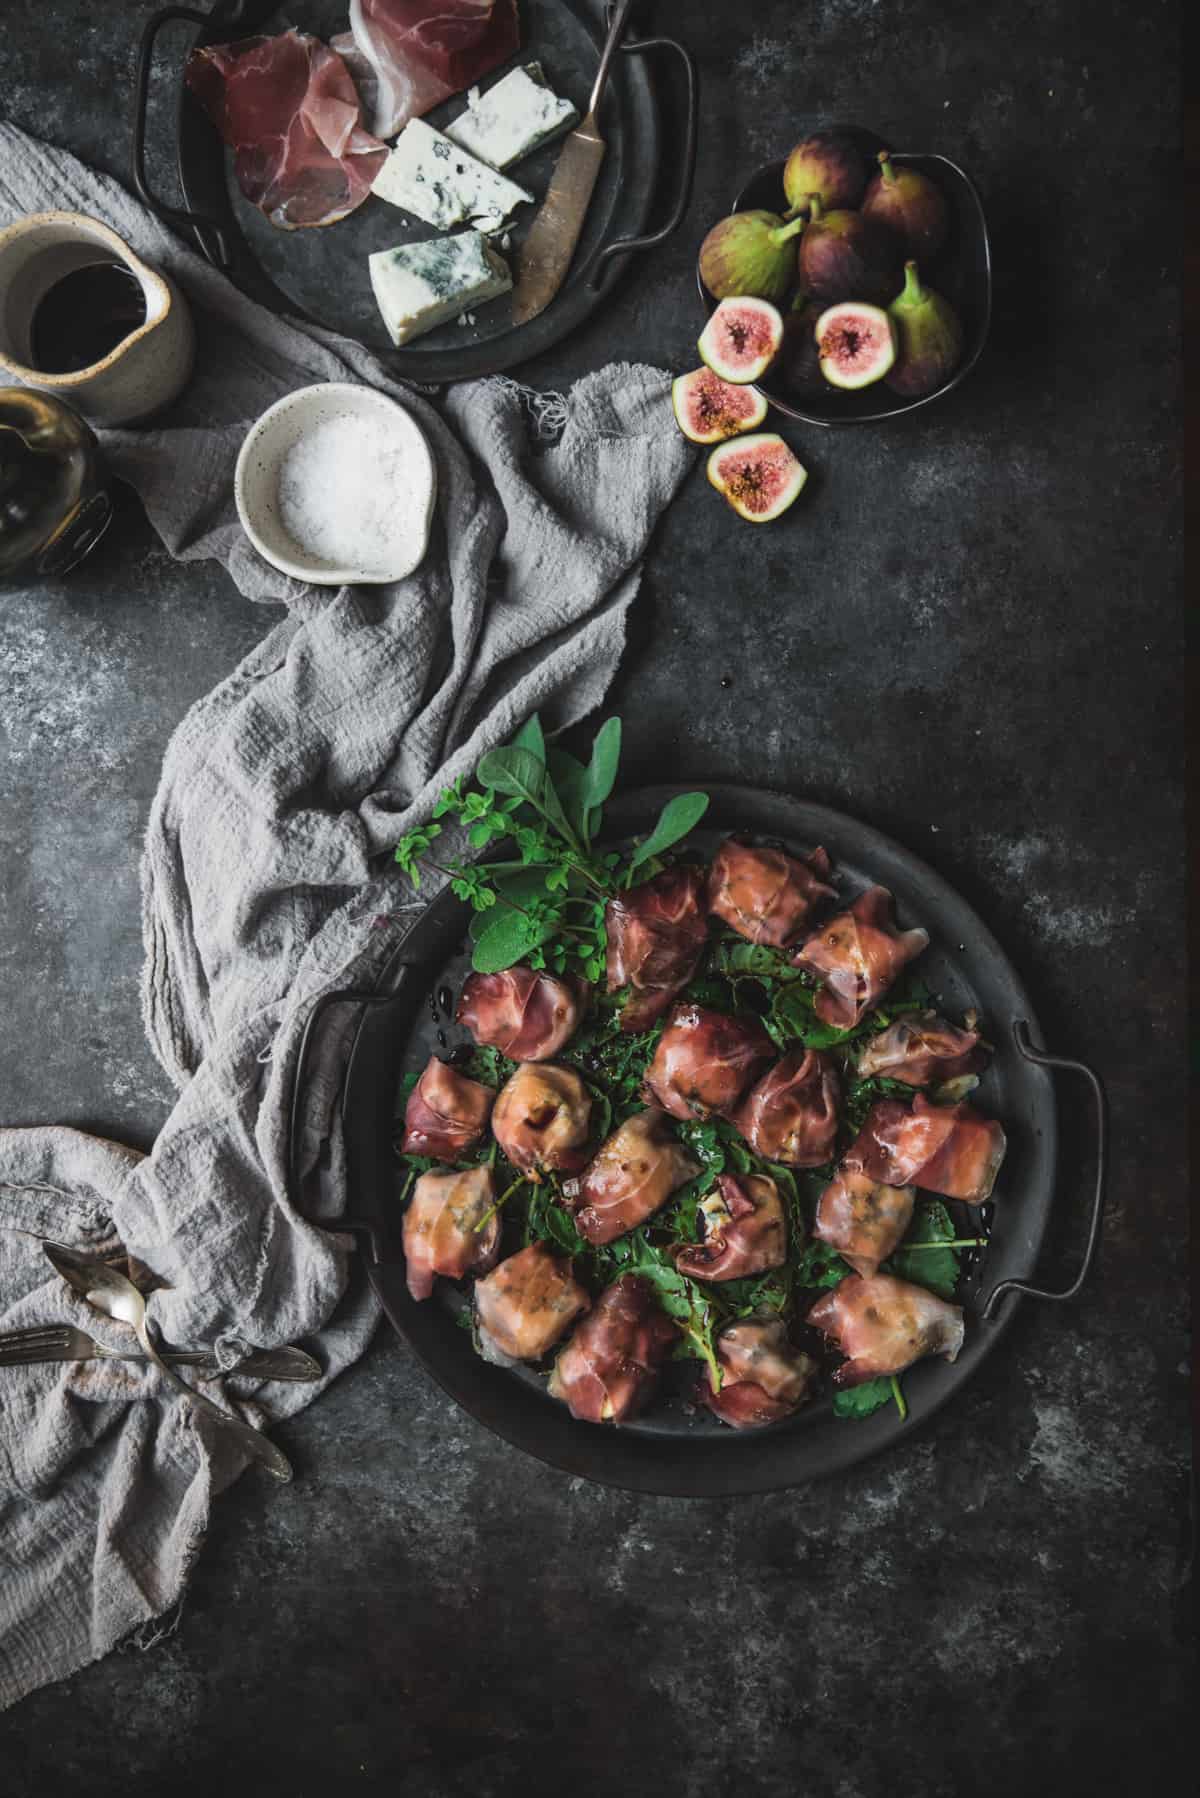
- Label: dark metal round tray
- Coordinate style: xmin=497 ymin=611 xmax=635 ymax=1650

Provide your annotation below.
xmin=133 ymin=0 xmax=696 ymax=383
xmin=290 ymin=785 xmax=1106 ymax=1496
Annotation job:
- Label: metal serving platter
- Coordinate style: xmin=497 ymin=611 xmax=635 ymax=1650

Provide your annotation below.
xmin=137 ymin=0 xmax=693 ymax=382
xmin=310 ymin=786 xmax=1067 ymax=1496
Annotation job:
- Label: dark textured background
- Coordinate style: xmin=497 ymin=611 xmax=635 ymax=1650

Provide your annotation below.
xmin=0 ymin=1 xmax=1189 ymax=1792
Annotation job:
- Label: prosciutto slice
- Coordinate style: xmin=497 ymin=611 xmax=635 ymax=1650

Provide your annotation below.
xmin=457 ymin=966 xmax=586 ymax=1062
xmin=857 ymin=1010 xmax=988 ymax=1087
xmin=337 ymin=0 xmax=519 ymax=141
xmin=850 ymin=1093 xmax=1006 ymax=1204
xmin=792 ymin=886 xmax=929 ymax=1030
xmin=807 ymin=1272 xmax=964 ymax=1386
xmin=491 ymin=1063 xmax=592 ymax=1176
xmin=605 ymin=865 xmax=710 ymax=1034
xmin=674 ymin=1173 xmax=787 ymax=1282
xmin=642 ymin=1004 xmax=773 ymax=1122
xmin=400 ymin=1055 xmax=494 ymax=1161
xmin=708 ymin=837 xmax=835 ymax=948
xmin=548 ymin=1276 xmax=676 ymax=1424
xmin=402 ymin=1164 xmax=500 ymax=1300
xmin=813 ymin=1166 xmax=915 ymax=1279
xmin=185 ymin=30 xmax=387 ymax=229
xmin=564 ymin=1110 xmax=700 ymax=1247
xmin=731 ymin=1047 xmax=840 ymax=1167
xmin=701 ymin=1318 xmax=817 ymax=1430
xmin=474 ymin=1242 xmax=590 ymax=1364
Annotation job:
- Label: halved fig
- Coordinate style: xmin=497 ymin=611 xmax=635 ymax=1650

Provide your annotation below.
xmin=672 ymin=367 xmax=768 ymax=445
xmin=815 ymin=302 xmax=897 ymax=391
xmin=697 ymin=297 xmax=784 ymax=384
xmin=706 ymin=433 xmax=807 ymax=523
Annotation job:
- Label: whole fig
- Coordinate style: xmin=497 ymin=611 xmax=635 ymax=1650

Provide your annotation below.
xmin=783 ymin=129 xmax=869 ymax=214
xmin=699 ymin=209 xmax=806 ymax=304
xmin=886 ymin=261 xmax=964 ymax=397
xmin=862 ymin=151 xmax=948 ymax=260
xmin=797 ymin=195 xmax=901 ymax=306
xmin=774 ymin=292 xmax=825 ymax=396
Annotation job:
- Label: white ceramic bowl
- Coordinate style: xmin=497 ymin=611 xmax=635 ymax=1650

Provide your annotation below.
xmin=234 ymin=383 xmax=437 ymax=585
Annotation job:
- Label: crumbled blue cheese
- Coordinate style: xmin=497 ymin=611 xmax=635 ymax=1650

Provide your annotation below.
xmin=371 ymin=118 xmax=532 ymax=234
xmin=444 ymin=62 xmax=579 ymax=170
xmin=368 ymin=233 xmax=511 ymax=346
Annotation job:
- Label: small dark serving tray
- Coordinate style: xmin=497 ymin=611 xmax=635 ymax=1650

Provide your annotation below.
xmin=697 ymin=123 xmax=991 ymax=426
xmin=134 ymin=0 xmax=696 ymax=384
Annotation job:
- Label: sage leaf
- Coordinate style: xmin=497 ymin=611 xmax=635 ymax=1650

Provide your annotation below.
xmin=511 ymin=714 xmax=546 ymax=763
xmin=582 ymin=717 xmax=621 ymax=815
xmin=476 ymin=746 xmax=547 ymax=808
xmin=471 ymin=906 xmax=554 ymax=974
xmin=629 ymin=791 xmax=710 ymax=870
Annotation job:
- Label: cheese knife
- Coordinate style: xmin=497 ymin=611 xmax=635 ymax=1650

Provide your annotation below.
xmin=511 ymin=0 xmax=638 ymax=325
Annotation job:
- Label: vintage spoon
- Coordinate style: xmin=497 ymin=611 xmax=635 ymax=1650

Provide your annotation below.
xmin=43 ymin=1242 xmax=293 ymax=1482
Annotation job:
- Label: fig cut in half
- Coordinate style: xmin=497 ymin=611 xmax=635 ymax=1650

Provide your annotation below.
xmin=707 ymin=433 xmax=808 ymax=523
xmin=698 ymin=297 xmax=784 ymax=384
xmin=815 ymin=302 xmax=897 ymax=391
xmin=672 ymin=367 xmax=769 ymax=445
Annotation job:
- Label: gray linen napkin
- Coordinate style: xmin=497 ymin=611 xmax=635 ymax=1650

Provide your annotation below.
xmin=0 ymin=121 xmax=692 ymax=1711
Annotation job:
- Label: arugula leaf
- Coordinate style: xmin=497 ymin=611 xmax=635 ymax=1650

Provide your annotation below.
xmin=582 ymin=717 xmax=621 ymax=816
xmin=608 ymin=1229 xmax=722 ymax=1390
xmin=794 ymin=1237 xmax=852 ymax=1290
xmin=832 ymin=1378 xmax=894 ymax=1419
xmin=547 ymin=748 xmax=590 ymax=837
xmin=887 ymin=1197 xmax=961 ymax=1300
xmin=460 ymin=1045 xmax=517 ymax=1090
xmin=524 ymin=1183 xmax=589 ymax=1256
xmin=629 ymin=793 xmax=710 ymax=871
xmin=713 ymin=940 xmax=797 ymax=981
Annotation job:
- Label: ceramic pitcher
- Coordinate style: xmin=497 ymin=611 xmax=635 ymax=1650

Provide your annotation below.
xmin=0 ymin=211 xmax=194 ymax=426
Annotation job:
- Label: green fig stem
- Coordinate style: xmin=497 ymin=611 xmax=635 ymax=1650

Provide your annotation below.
xmin=899 ymin=259 xmax=925 ymax=304
xmin=769 ymin=216 xmax=806 ymax=247
xmin=877 ymin=149 xmax=898 ymax=184
xmin=807 ymin=193 xmax=823 ymax=222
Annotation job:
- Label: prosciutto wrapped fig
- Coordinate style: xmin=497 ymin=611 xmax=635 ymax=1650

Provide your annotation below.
xmin=731 ymin=1047 xmax=840 ymax=1167
xmin=402 ymin=1164 xmax=500 ymax=1301
xmin=548 ymin=1275 xmax=677 ymax=1423
xmin=792 ymin=886 xmax=929 ymax=1030
xmin=813 ymin=1166 xmax=916 ymax=1279
xmin=701 ymin=1318 xmax=818 ymax=1429
xmin=605 ymin=865 xmax=710 ymax=1033
xmin=857 ymin=1010 xmax=987 ymax=1087
xmin=400 ymin=1055 xmax=494 ymax=1162
xmin=474 ymin=1242 xmax=590 ymax=1364
xmin=807 ymin=1272 xmax=964 ymax=1386
xmin=674 ymin=1173 xmax=787 ymax=1282
xmin=491 ymin=1063 xmax=592 ymax=1176
xmin=850 ymin=1093 xmax=1006 ymax=1204
xmin=457 ymin=965 xmax=587 ymax=1062
xmin=643 ymin=1004 xmax=774 ymax=1121
xmin=564 ymin=1110 xmax=700 ymax=1246
xmin=708 ymin=837 xmax=836 ymax=947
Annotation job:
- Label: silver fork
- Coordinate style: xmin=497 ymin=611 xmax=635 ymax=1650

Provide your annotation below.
xmin=0 ymin=1323 xmax=320 ymax=1381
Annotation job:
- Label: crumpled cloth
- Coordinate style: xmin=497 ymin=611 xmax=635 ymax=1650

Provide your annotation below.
xmin=0 ymin=120 xmax=692 ymax=1711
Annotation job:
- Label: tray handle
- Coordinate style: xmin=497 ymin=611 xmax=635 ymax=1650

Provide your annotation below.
xmin=131 ymin=5 xmax=234 ymax=269
xmin=980 ymin=1020 xmax=1108 ymax=1319
xmin=591 ymin=15 xmax=698 ymax=285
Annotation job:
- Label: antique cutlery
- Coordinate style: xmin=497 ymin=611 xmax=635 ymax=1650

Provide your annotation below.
xmin=0 ymin=1323 xmax=320 ymax=1381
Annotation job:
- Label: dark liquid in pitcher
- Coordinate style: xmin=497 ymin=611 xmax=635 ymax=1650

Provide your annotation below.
xmin=30 ymin=261 xmax=147 ymax=374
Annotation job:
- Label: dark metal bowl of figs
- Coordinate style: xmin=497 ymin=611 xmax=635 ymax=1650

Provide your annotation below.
xmin=696 ymin=123 xmax=992 ymax=427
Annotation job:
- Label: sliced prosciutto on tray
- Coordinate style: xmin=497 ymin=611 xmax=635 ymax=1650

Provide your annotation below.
xmin=850 ymin=1093 xmax=1006 ymax=1204
xmin=707 ymin=837 xmax=835 ymax=947
xmin=564 ymin=1110 xmax=700 ymax=1247
xmin=474 ymin=1242 xmax=590 ymax=1364
xmin=701 ymin=1319 xmax=818 ymax=1430
xmin=792 ymin=885 xmax=929 ymax=1030
xmin=549 ymin=1276 xmax=677 ymax=1424
xmin=674 ymin=1173 xmax=787 ymax=1282
xmin=185 ymin=30 xmax=387 ymax=229
xmin=813 ymin=1165 xmax=916 ymax=1279
xmin=400 ymin=1055 xmax=494 ymax=1161
xmin=335 ymin=0 xmax=520 ymax=141
xmin=857 ymin=1009 xmax=988 ymax=1088
xmin=457 ymin=966 xmax=587 ymax=1062
xmin=731 ymin=1047 xmax=840 ymax=1167
xmin=807 ymin=1272 xmax=965 ymax=1386
xmin=605 ymin=864 xmax=710 ymax=1033
xmin=402 ymin=1164 xmax=500 ymax=1300
xmin=642 ymin=1003 xmax=773 ymax=1121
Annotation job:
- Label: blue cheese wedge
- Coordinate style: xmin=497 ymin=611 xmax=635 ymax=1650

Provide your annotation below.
xmin=444 ymin=62 xmax=579 ymax=170
xmin=371 ymin=118 xmax=532 ymax=235
xmin=369 ymin=233 xmax=512 ymax=346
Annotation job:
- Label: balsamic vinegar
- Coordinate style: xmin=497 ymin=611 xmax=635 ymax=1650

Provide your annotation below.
xmin=30 ymin=261 xmax=146 ymax=374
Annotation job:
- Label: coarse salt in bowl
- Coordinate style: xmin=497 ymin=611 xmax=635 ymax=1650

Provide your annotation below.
xmin=235 ymin=383 xmax=437 ymax=585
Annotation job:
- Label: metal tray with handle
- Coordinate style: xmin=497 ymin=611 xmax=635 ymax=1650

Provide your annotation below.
xmin=133 ymin=0 xmax=697 ymax=382
xmin=287 ymin=786 xmax=1106 ymax=1496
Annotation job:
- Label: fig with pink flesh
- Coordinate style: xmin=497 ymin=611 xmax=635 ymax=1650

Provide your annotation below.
xmin=672 ymin=367 xmax=768 ymax=445
xmin=886 ymin=262 xmax=963 ymax=397
xmin=797 ymin=195 xmax=901 ymax=306
xmin=861 ymin=151 xmax=948 ymax=260
xmin=774 ymin=292 xmax=825 ymax=396
xmin=707 ymin=433 xmax=807 ymax=523
xmin=698 ymin=297 xmax=784 ymax=384
xmin=815 ymin=302 xmax=897 ymax=390
xmin=699 ymin=209 xmax=806 ymax=303
xmin=783 ymin=129 xmax=868 ymax=215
